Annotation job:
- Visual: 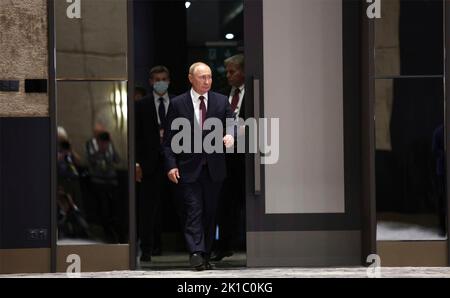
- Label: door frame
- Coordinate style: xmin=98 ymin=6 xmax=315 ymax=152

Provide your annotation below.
xmin=360 ymin=0 xmax=377 ymax=263
xmin=244 ymin=0 xmax=365 ymax=266
xmin=444 ymin=0 xmax=450 ymax=266
xmin=48 ymin=0 xmax=57 ymax=273
xmin=364 ymin=0 xmax=450 ymax=266
xmin=127 ymin=0 xmax=136 ymax=271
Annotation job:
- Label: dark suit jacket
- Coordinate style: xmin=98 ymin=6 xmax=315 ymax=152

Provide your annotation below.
xmin=135 ymin=93 xmax=174 ymax=176
xmin=163 ymin=91 xmax=235 ymax=183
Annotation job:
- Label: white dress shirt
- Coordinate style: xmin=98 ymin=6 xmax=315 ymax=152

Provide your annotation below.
xmin=228 ymin=84 xmax=245 ymax=118
xmin=191 ymin=88 xmax=208 ymax=124
xmin=153 ymin=91 xmax=170 ymax=125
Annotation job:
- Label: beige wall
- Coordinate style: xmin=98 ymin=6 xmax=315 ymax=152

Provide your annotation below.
xmin=0 ymin=0 xmax=48 ymax=117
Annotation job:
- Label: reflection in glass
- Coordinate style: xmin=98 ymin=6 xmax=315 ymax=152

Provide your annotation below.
xmin=56 ymin=81 xmax=128 ymax=244
xmin=375 ymin=78 xmax=446 ymax=240
xmin=374 ymin=0 xmax=443 ymax=76
xmin=54 ymin=0 xmax=128 ymax=79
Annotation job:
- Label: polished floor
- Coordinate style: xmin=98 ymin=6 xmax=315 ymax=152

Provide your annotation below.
xmin=377 ymin=213 xmax=446 ymax=241
xmin=137 ymin=252 xmax=247 ymax=270
xmin=2 ymin=267 xmax=450 ymax=278
xmin=2 ymin=252 xmax=450 ymax=278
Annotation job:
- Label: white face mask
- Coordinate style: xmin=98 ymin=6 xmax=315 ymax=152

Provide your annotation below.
xmin=153 ymin=81 xmax=169 ymax=95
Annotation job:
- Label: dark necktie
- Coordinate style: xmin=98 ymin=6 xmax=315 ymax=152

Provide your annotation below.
xmin=158 ymin=97 xmax=166 ymax=128
xmin=230 ymin=88 xmax=240 ymax=113
xmin=199 ymin=96 xmax=207 ymax=128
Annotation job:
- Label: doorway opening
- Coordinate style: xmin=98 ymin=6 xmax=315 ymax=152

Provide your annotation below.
xmin=133 ymin=0 xmax=247 ymax=269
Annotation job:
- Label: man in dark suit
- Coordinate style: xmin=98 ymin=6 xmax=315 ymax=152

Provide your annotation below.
xmin=135 ymin=65 xmax=174 ymax=264
xmin=163 ymin=62 xmax=235 ymax=270
xmin=212 ymin=54 xmax=246 ymax=261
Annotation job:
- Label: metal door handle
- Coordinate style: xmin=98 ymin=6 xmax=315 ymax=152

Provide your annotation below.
xmin=253 ymin=78 xmax=261 ymax=195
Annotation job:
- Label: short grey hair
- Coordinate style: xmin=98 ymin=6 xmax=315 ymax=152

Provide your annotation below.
xmin=57 ymin=126 xmax=68 ymax=140
xmin=189 ymin=62 xmax=210 ymax=75
xmin=224 ymin=54 xmax=244 ymax=70
xmin=149 ymin=65 xmax=170 ymax=79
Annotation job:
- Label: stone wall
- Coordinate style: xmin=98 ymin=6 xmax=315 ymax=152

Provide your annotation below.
xmin=0 ymin=0 xmax=48 ymax=117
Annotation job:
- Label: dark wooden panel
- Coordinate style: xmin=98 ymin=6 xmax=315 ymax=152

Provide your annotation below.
xmin=0 ymin=117 xmax=51 ymax=249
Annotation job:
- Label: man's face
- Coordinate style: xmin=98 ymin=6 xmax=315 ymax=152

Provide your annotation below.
xmin=93 ymin=123 xmax=106 ymax=137
xmin=189 ymin=64 xmax=212 ymax=95
xmin=149 ymin=72 xmax=170 ymax=86
xmin=226 ymin=63 xmax=245 ymax=87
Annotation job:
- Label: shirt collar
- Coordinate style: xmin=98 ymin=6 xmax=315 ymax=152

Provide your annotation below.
xmin=232 ymin=84 xmax=245 ymax=94
xmin=191 ymin=88 xmax=208 ymax=103
xmin=153 ymin=92 xmax=169 ymax=103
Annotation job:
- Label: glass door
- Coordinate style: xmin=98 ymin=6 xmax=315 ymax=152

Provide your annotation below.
xmin=244 ymin=0 xmax=363 ymax=267
xmin=374 ymin=0 xmax=448 ymax=266
xmin=51 ymin=0 xmax=132 ymax=272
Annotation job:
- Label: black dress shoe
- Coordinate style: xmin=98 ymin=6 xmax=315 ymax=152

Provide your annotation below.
xmin=190 ymin=253 xmax=205 ymax=270
xmin=202 ymin=254 xmax=215 ymax=270
xmin=204 ymin=261 xmax=215 ymax=270
xmin=210 ymin=251 xmax=233 ymax=261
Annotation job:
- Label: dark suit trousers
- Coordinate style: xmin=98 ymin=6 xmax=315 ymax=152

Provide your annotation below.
xmin=215 ymin=153 xmax=246 ymax=251
xmin=138 ymin=168 xmax=163 ymax=254
xmin=177 ymin=165 xmax=223 ymax=256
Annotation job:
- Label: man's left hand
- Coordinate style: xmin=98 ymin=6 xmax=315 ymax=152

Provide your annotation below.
xmin=223 ymin=134 xmax=234 ymax=148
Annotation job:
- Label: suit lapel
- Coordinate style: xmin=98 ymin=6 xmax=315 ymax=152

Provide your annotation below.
xmin=206 ymin=91 xmax=216 ymax=119
xmin=149 ymin=94 xmax=159 ymax=127
xmin=183 ymin=91 xmax=219 ymax=131
xmin=225 ymin=87 xmax=245 ymax=118
xmin=183 ymin=91 xmax=197 ymax=127
xmin=239 ymin=93 xmax=245 ymax=118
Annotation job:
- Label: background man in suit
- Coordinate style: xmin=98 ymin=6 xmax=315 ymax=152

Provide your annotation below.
xmin=135 ymin=65 xmax=174 ymax=264
xmin=86 ymin=125 xmax=121 ymax=243
xmin=134 ymin=85 xmax=147 ymax=102
xmin=163 ymin=62 xmax=235 ymax=270
xmin=212 ymin=54 xmax=247 ymax=261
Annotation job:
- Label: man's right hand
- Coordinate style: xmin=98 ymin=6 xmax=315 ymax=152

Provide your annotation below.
xmin=168 ymin=168 xmax=180 ymax=184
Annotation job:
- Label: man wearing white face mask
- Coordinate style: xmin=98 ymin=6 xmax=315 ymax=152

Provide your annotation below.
xmin=135 ymin=65 xmax=176 ymax=265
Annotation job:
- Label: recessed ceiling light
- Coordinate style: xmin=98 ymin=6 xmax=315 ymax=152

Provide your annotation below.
xmin=225 ymin=33 xmax=234 ymax=40
xmin=185 ymin=1 xmax=191 ymax=9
